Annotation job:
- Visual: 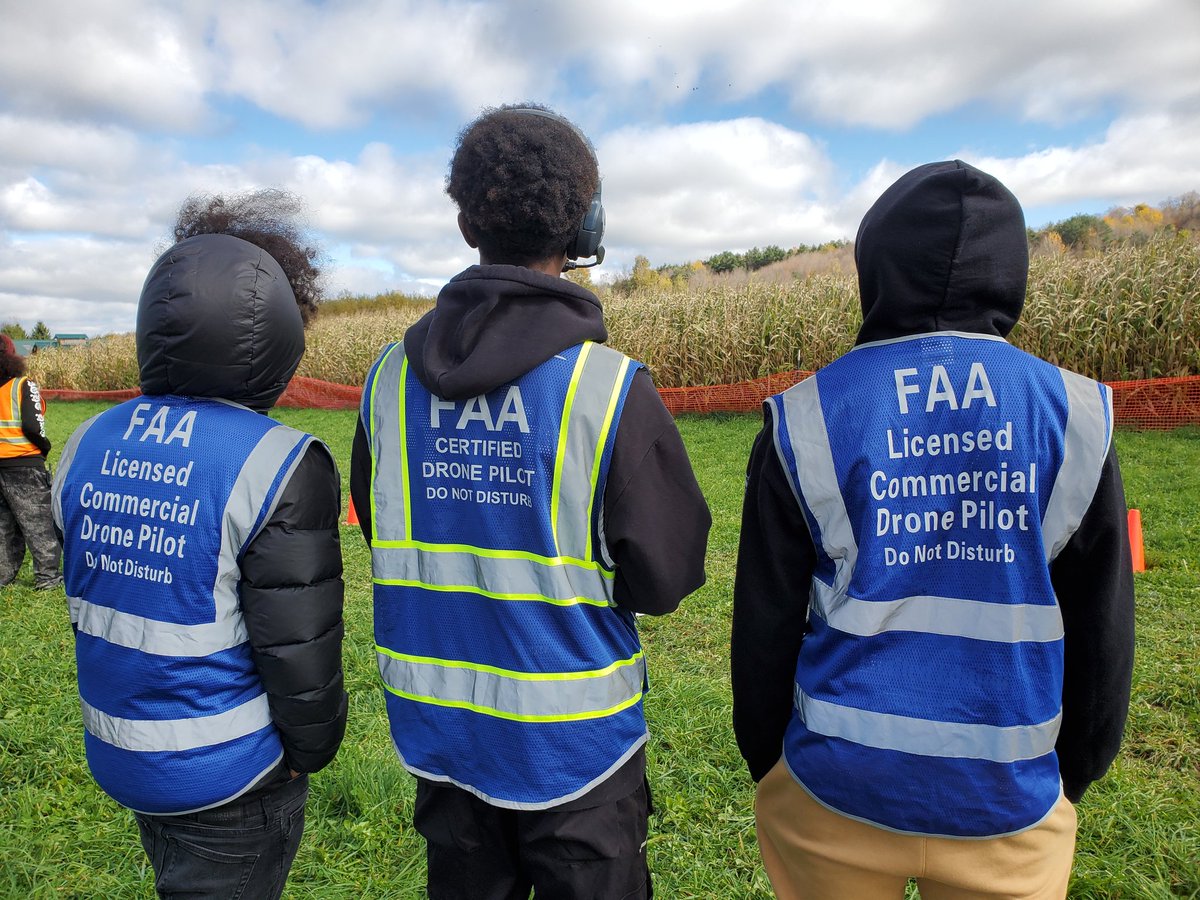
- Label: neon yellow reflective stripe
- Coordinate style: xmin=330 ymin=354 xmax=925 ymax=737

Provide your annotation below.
xmin=371 ymin=537 xmax=614 ymax=577
xmin=585 ymin=356 xmax=629 ymax=562
xmin=379 ymin=684 xmax=643 ymax=723
xmin=551 ymin=342 xmax=593 ymax=555
xmin=376 ymin=645 xmax=644 ymax=682
xmin=367 ymin=342 xmax=404 ymax=537
xmin=398 ymin=354 xmax=412 ymax=542
xmin=372 ymin=577 xmax=611 ymax=607
xmin=376 ymin=643 xmax=646 ymax=720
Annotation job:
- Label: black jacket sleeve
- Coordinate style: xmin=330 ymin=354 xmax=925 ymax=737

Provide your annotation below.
xmin=20 ymin=379 xmax=51 ymax=456
xmin=1051 ymin=444 xmax=1135 ymax=802
xmin=240 ymin=440 xmax=348 ymax=774
xmin=731 ymin=414 xmax=815 ymax=782
xmin=350 ymin=416 xmax=373 ymax=544
xmin=602 ymin=369 xmax=710 ymax=615
xmin=351 ymin=370 xmax=712 ymax=615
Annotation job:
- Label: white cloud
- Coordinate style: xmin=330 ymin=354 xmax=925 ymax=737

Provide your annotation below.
xmin=0 ymin=0 xmax=210 ymax=131
xmin=203 ymin=0 xmax=535 ymax=129
xmin=530 ymin=0 xmax=1200 ymax=129
xmin=0 ymin=235 xmax=151 ymax=335
xmin=970 ymin=111 xmax=1200 ymax=213
xmin=599 ymin=118 xmax=841 ymax=264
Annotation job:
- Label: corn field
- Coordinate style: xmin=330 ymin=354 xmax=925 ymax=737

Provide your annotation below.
xmin=28 ymin=233 xmax=1200 ymax=391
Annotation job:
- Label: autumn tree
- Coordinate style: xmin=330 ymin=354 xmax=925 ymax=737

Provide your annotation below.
xmin=1162 ymin=191 xmax=1200 ymax=231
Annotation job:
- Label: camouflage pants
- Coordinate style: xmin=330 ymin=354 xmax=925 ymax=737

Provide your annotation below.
xmin=0 ymin=465 xmax=62 ymax=589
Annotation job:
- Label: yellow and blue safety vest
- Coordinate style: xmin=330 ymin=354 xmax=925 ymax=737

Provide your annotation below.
xmin=363 ymin=340 xmax=646 ymax=809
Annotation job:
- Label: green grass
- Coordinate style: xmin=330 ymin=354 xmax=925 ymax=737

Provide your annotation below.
xmin=1 ymin=405 xmax=1196 ymax=898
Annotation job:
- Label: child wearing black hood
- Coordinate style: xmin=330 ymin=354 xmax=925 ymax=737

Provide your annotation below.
xmin=733 ymin=161 xmax=1134 ymax=898
xmin=52 ymin=191 xmax=347 ymax=900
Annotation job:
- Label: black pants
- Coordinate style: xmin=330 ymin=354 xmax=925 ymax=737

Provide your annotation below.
xmin=414 ymin=778 xmax=653 ymax=900
xmin=134 ymin=773 xmax=309 ymax=900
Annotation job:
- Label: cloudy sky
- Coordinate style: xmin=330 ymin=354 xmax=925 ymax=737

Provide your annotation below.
xmin=3 ymin=0 xmax=1200 ymax=337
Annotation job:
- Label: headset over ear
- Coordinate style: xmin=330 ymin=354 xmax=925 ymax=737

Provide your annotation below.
xmin=508 ymin=107 xmax=606 ymax=270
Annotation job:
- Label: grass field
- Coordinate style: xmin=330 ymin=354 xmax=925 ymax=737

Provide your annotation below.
xmin=1 ymin=404 xmax=1197 ymax=898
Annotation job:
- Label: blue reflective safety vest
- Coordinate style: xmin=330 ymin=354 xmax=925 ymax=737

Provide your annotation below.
xmin=769 ymin=332 xmax=1113 ymax=837
xmin=363 ymin=340 xmax=647 ymax=809
xmin=50 ymin=396 xmax=320 ymax=815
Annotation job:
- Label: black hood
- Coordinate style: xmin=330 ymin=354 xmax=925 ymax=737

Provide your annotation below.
xmin=404 ymin=264 xmax=607 ymax=400
xmin=855 ymin=160 xmax=1028 ymax=345
xmin=137 ymin=233 xmax=305 ymax=411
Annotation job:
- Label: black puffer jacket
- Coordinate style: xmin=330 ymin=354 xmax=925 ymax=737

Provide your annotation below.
xmin=732 ymin=162 xmax=1135 ymax=802
xmin=138 ymin=233 xmax=348 ymax=775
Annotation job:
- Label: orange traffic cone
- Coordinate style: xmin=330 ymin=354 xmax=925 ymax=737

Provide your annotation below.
xmin=346 ymin=496 xmax=359 ymax=527
xmin=1127 ymin=508 xmax=1145 ymax=573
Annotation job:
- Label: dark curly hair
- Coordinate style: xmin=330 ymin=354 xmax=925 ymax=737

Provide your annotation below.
xmin=172 ymin=190 xmax=324 ymax=325
xmin=447 ymin=104 xmax=599 ymax=265
xmin=0 ymin=350 xmax=25 ymax=381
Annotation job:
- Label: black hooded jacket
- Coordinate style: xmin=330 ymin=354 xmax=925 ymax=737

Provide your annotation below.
xmin=732 ymin=162 xmax=1135 ymax=802
xmin=137 ymin=233 xmax=348 ymax=777
xmin=350 ymin=264 xmax=711 ymax=803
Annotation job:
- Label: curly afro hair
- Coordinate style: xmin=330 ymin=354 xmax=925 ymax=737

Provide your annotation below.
xmin=172 ymin=189 xmax=324 ymax=325
xmin=447 ymin=104 xmax=599 ymax=266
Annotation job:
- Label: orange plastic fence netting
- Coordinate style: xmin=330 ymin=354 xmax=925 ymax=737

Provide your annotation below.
xmin=43 ymin=373 xmax=1200 ymax=428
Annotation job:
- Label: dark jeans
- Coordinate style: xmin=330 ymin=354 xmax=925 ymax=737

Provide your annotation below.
xmin=134 ymin=773 xmax=309 ymax=900
xmin=0 ymin=464 xmax=61 ymax=588
xmin=414 ymin=777 xmax=653 ymax=900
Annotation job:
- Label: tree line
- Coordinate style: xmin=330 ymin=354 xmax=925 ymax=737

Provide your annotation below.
xmin=604 ymin=191 xmax=1200 ymax=295
xmin=1 ymin=320 xmax=53 ymax=341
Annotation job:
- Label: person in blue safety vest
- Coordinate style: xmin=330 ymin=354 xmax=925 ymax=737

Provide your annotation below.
xmin=732 ymin=161 xmax=1135 ymax=899
xmin=350 ymin=104 xmax=711 ymax=899
xmin=51 ymin=191 xmax=348 ymax=900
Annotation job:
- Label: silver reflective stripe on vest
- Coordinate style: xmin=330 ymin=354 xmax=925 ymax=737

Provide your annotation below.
xmin=81 ymin=693 xmax=273 ymax=752
xmin=810 ymin=580 xmax=1064 ymax=643
xmin=366 ymin=343 xmax=410 ymax=542
xmin=51 ymin=411 xmax=104 ymax=535
xmin=0 ymin=377 xmax=22 ymax=428
xmin=214 ymin=424 xmax=315 ymax=625
xmin=372 ymin=544 xmax=613 ymax=607
xmin=776 ymin=377 xmax=859 ymax=572
xmin=553 ymin=344 xmax=630 ymax=560
xmin=69 ymin=596 xmax=249 ymax=656
xmin=795 ymin=688 xmax=1061 ymax=763
xmin=377 ymin=650 xmax=645 ymax=722
xmin=1042 ymin=370 xmax=1112 ymax=561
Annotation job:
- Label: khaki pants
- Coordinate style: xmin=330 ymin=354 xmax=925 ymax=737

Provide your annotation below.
xmin=755 ymin=760 xmax=1077 ymax=900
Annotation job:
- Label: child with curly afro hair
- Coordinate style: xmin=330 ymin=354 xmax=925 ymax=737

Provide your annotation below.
xmin=352 ymin=104 xmax=710 ymax=900
xmin=447 ymin=103 xmax=601 ymax=269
